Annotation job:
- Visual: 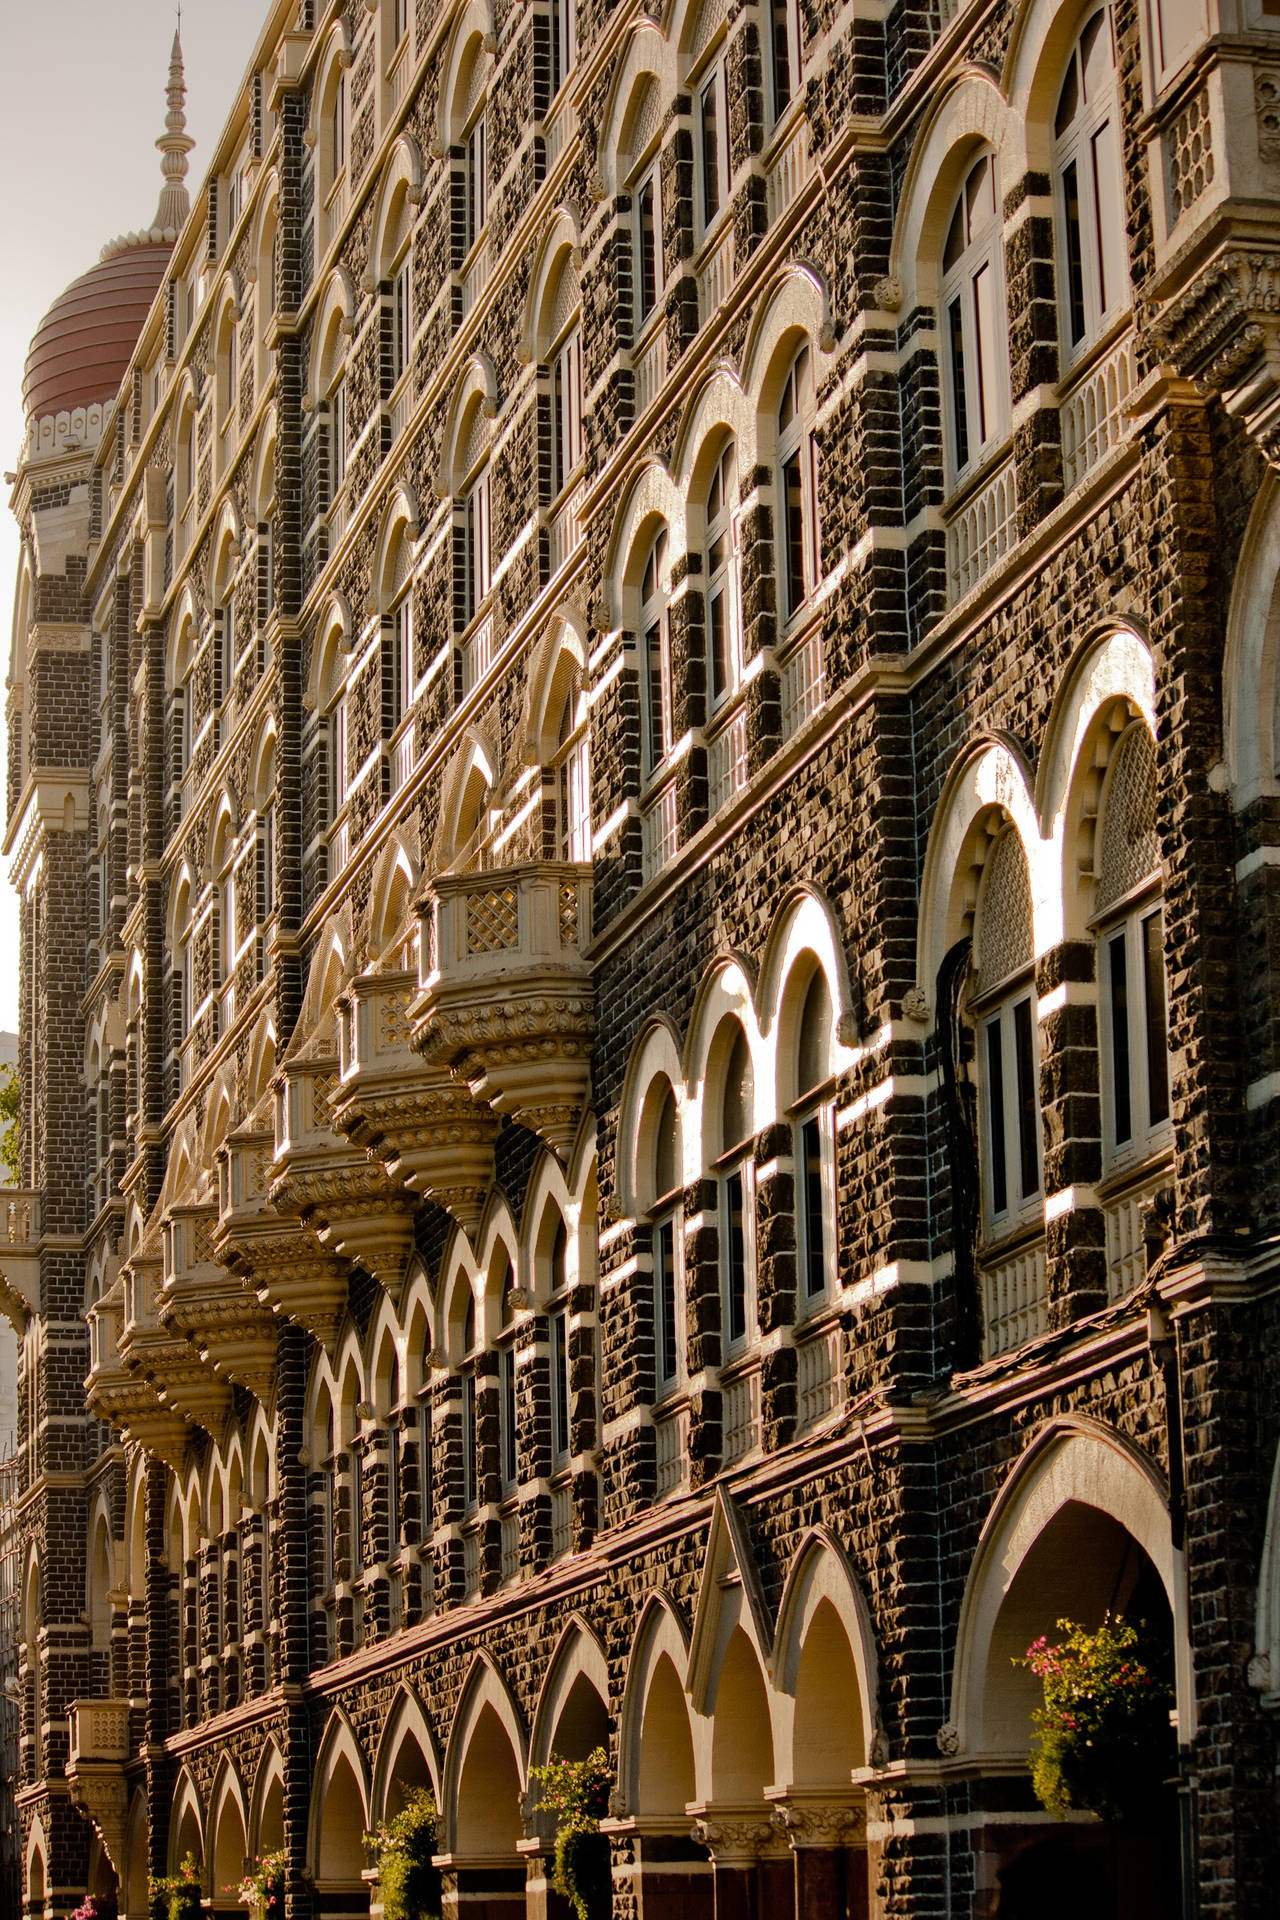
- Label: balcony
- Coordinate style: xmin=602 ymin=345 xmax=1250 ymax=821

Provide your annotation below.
xmin=0 ymin=1189 xmax=40 ymax=1330
xmin=215 ymin=1123 xmax=349 ymax=1353
xmin=271 ymin=1053 xmax=420 ymax=1302
xmin=159 ymin=1200 xmax=278 ymax=1402
xmin=86 ymin=1282 xmax=186 ymax=1459
xmin=119 ymin=1244 xmax=232 ymax=1436
xmin=330 ymin=970 xmax=498 ymax=1239
xmin=413 ymin=863 xmax=595 ymax=1161
xmin=981 ymin=1232 xmax=1050 ymax=1358
xmin=67 ymin=1699 xmax=131 ymax=1876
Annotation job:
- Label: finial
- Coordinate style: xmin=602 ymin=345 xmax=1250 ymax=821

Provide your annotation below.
xmin=152 ymin=22 xmax=194 ymax=235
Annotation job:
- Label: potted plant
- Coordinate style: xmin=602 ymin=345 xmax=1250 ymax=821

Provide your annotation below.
xmin=529 ymin=1749 xmax=612 ymax=1920
xmin=364 ymin=1790 xmax=442 ymax=1920
xmin=1019 ymin=1617 xmax=1174 ymax=1825
xmin=227 ymin=1851 xmax=285 ymax=1920
xmin=151 ymin=1855 xmax=203 ymax=1920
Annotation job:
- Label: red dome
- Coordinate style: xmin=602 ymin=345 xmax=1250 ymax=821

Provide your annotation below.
xmin=23 ymin=243 xmax=172 ymax=421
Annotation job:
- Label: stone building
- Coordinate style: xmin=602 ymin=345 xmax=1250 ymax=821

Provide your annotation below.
xmin=5 ymin=0 xmax=1280 ymax=1913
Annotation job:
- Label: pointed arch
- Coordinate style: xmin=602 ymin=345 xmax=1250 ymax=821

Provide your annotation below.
xmin=440 ymin=1652 xmax=528 ymax=1856
xmin=741 ymin=263 xmax=833 ymax=412
xmin=209 ymin=1756 xmax=250 ymax=1910
xmin=371 ymin=1683 xmax=443 ymax=1822
xmin=523 ymin=207 xmax=582 ymax=363
xmin=436 ymin=354 xmax=498 ymax=499
xmin=439 ymin=3 xmax=495 ymax=148
xmin=310 ymin=268 xmax=357 ymax=402
xmin=309 ymin=1705 xmax=371 ymax=1880
xmin=949 ymin=1416 xmax=1184 ymax=1757
xmin=369 ymin=133 xmax=425 ymax=286
xmin=1223 ymin=464 xmax=1280 ymax=810
xmin=519 ymin=604 xmax=589 ymax=767
xmin=373 ymin=485 xmax=422 ymax=611
xmin=597 ymin=20 xmax=673 ymax=195
xmin=671 ymin=364 xmax=754 ymax=496
xmin=772 ymin=1527 xmax=879 ymax=1788
xmin=615 ymin=1016 xmax=687 ymax=1217
xmin=169 ymin=1765 xmax=206 ymax=1875
xmin=530 ymin=1616 xmax=613 ymax=1771
xmin=600 ymin=458 xmax=682 ymax=633
xmin=434 ymin=726 xmax=500 ymax=869
xmin=248 ymin=1737 xmax=286 ymax=1857
xmin=618 ymin=1591 xmax=698 ymax=1819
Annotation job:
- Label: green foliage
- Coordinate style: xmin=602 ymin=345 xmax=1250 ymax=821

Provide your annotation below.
xmin=531 ymin=1750 xmax=613 ymax=1920
xmin=151 ymin=1854 xmax=203 ymax=1920
xmin=0 ymin=1063 xmax=19 ymax=1184
xmin=1018 ymin=1617 xmax=1175 ymax=1825
xmin=226 ymin=1850 xmax=285 ymax=1914
xmin=365 ymin=1790 xmax=442 ymax=1920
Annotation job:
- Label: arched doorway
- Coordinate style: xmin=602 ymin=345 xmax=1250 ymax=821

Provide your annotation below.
xmin=451 ymin=1698 xmax=525 ymax=1917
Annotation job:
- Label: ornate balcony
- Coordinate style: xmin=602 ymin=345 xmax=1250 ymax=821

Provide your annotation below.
xmin=0 ymin=1188 xmax=41 ymax=1331
xmin=413 ymin=863 xmax=595 ymax=1161
xmin=67 ymin=1699 xmax=131 ymax=1875
xmin=160 ymin=1200 xmax=278 ymax=1401
xmin=215 ymin=1123 xmax=350 ymax=1355
xmin=331 ymin=969 xmax=498 ymax=1237
xmin=86 ymin=1279 xmax=186 ymax=1465
xmin=119 ymin=1244 xmax=231 ymax=1436
xmin=271 ymin=1052 xmax=420 ymax=1299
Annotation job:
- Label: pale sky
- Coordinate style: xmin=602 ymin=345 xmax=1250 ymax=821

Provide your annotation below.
xmin=0 ymin=0 xmax=269 ymax=1029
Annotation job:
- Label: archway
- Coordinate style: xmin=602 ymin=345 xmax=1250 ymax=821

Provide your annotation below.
xmin=953 ymin=1427 xmax=1183 ymax=1919
xmin=453 ymin=1702 xmax=525 ymax=1915
xmin=314 ymin=1749 xmax=369 ymax=1920
xmin=210 ymin=1780 xmax=248 ymax=1916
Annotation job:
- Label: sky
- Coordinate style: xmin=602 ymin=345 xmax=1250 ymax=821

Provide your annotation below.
xmin=0 ymin=0 xmax=269 ymax=1030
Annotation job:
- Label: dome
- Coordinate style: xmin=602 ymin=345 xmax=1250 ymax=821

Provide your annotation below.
xmin=23 ymin=244 xmax=173 ymax=421
xmin=21 ymin=29 xmax=193 ymax=426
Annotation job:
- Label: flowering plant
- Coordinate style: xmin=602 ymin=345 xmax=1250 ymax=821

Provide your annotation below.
xmin=1019 ymin=1617 xmax=1174 ymax=1824
xmin=71 ymin=1896 xmax=116 ymax=1920
xmin=151 ymin=1854 xmax=203 ymax=1920
xmin=529 ymin=1750 xmax=612 ymax=1920
xmin=364 ymin=1791 xmax=441 ymax=1920
xmin=226 ymin=1850 xmax=285 ymax=1914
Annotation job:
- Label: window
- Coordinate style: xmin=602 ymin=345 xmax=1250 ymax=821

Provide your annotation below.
xmin=548 ymin=1219 xmax=572 ymax=1465
xmin=391 ymin=253 xmax=412 ymax=388
xmin=551 ymin=678 xmax=591 ymax=862
xmin=329 ymin=72 xmax=346 ymax=185
xmin=498 ymin=1263 xmax=518 ymax=1494
xmin=940 ymin=153 xmax=1007 ymax=482
xmin=649 ymin=1085 xmax=683 ymax=1399
xmin=704 ymin=442 xmax=739 ymax=709
xmin=793 ymin=972 xmax=836 ymax=1304
xmin=1093 ymin=724 xmax=1170 ymax=1166
xmin=464 ymin=108 xmax=487 ymax=253
xmin=460 ymin=469 xmax=491 ymax=627
xmin=777 ymin=344 xmax=820 ymax=623
xmin=1052 ymin=9 xmax=1128 ymax=359
xmin=717 ymin=1027 xmax=755 ymax=1352
xmin=550 ymin=0 xmax=576 ymax=94
xmin=551 ymin=323 xmax=583 ymax=497
xmin=327 ymin=382 xmax=347 ymax=505
xmin=971 ymin=827 xmax=1041 ymax=1232
xmin=460 ymin=1292 xmax=478 ymax=1511
xmin=392 ymin=0 xmax=408 ymax=47
xmin=697 ymin=63 xmax=729 ymax=231
xmin=383 ymin=591 xmax=412 ymax=739
xmin=768 ymin=0 xmax=800 ymax=122
xmin=634 ymin=163 xmax=662 ymax=332
xmin=640 ymin=530 xmax=672 ymax=775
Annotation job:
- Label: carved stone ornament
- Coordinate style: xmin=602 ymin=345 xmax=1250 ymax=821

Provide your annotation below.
xmin=874 ymin=274 xmax=902 ymax=314
xmin=936 ymin=1721 xmax=960 ymax=1756
xmin=693 ymin=1813 xmax=783 ymax=1864
xmin=769 ymin=1799 xmax=866 ymax=1850
xmin=902 ymin=985 xmax=930 ymax=1026
xmin=1248 ymin=1652 xmax=1273 ymax=1693
xmin=1154 ymin=249 xmax=1280 ymax=467
xmin=68 ymin=1765 xmax=129 ymax=1876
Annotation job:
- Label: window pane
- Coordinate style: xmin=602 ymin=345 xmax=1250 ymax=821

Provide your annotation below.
xmin=971 ymin=260 xmax=996 ymax=449
xmin=709 ymin=586 xmax=730 ymax=704
xmin=551 ymin=1309 xmax=570 ymax=1459
xmin=700 ymin=77 xmax=721 ymax=224
xmin=1061 ymin=157 xmax=1087 ymax=346
xmin=638 ymin=177 xmax=658 ymax=321
xmin=801 ymin=1113 xmax=826 ymax=1295
xmin=947 ymin=296 xmax=970 ymax=470
xmin=1142 ymin=910 xmax=1170 ymax=1128
xmin=1089 ymin=118 xmax=1124 ymax=319
xmin=1108 ymin=929 xmax=1132 ymax=1145
xmin=724 ymin=1168 xmax=748 ymax=1344
xmin=770 ymin=0 xmax=793 ymax=116
xmin=501 ymin=1347 xmax=517 ymax=1487
xmin=463 ymin=1371 xmax=477 ymax=1508
xmin=986 ymin=1018 xmax=1008 ymax=1216
xmin=656 ymin=1216 xmax=678 ymax=1387
xmin=782 ymin=450 xmax=806 ymax=619
xmin=1013 ymin=996 xmax=1039 ymax=1199
xmin=644 ymin=621 xmax=665 ymax=772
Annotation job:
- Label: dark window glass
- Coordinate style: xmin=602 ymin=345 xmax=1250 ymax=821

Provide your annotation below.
xmin=501 ymin=1346 xmax=517 ymax=1487
xmin=986 ymin=1018 xmax=1007 ymax=1215
xmin=1062 ymin=157 xmax=1087 ymax=344
xmin=724 ymin=1169 xmax=747 ymax=1344
xmin=948 ymin=296 xmax=969 ymax=469
xmin=462 ymin=1370 xmax=477 ymax=1508
xmin=700 ymin=77 xmax=721 ymax=224
xmin=551 ymin=1309 xmax=570 ymax=1459
xmin=782 ymin=449 xmax=805 ymax=619
xmin=638 ymin=177 xmax=658 ymax=322
xmin=1142 ymin=910 xmax=1170 ymax=1128
xmin=656 ymin=1216 xmax=677 ymax=1387
xmin=1013 ymin=995 xmax=1039 ymax=1199
xmin=1109 ymin=928 xmax=1132 ymax=1145
xmin=801 ymin=1114 xmax=826 ymax=1294
xmin=770 ymin=0 xmax=793 ymax=116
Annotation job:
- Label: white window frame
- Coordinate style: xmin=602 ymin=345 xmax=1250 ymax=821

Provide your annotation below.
xmin=1098 ymin=894 xmax=1171 ymax=1170
xmin=777 ymin=345 xmax=820 ymax=625
xmin=464 ymin=107 xmax=488 ymax=255
xmin=550 ymin=0 xmax=577 ymax=96
xmin=940 ymin=152 xmax=1008 ymax=487
xmin=633 ymin=159 xmax=663 ymax=334
xmin=1052 ymin=6 xmax=1129 ymax=364
xmin=551 ymin=321 xmax=583 ymax=499
xmin=551 ymin=681 xmax=591 ymax=863
xmin=767 ymin=0 xmax=801 ymax=124
xmin=391 ymin=250 xmax=412 ymax=388
xmin=704 ymin=441 xmax=741 ymax=711
xmin=640 ymin=530 xmax=672 ymax=777
xmin=696 ymin=59 xmax=730 ymax=235
xmin=460 ymin=467 xmax=491 ymax=627
xmin=978 ymin=982 xmax=1042 ymax=1235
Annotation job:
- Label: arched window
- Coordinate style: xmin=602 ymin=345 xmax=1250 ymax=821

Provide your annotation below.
xmin=1092 ymin=723 xmax=1169 ymax=1170
xmin=622 ymin=81 xmax=664 ymax=337
xmin=693 ymin=28 xmax=730 ymax=234
xmin=767 ymin=0 xmax=801 ymax=123
xmin=777 ymin=345 xmax=819 ymax=624
xmin=210 ymin=811 xmax=236 ymax=1010
xmin=380 ymin=524 xmax=415 ymax=764
xmin=645 ymin=1081 xmax=683 ymax=1401
xmin=551 ymin=309 xmax=583 ymax=504
xmin=971 ymin=826 xmax=1041 ymax=1233
xmin=176 ymin=401 xmax=197 ymax=550
xmin=715 ymin=1025 xmax=756 ymax=1354
xmin=1052 ymin=8 xmax=1129 ymax=361
xmin=448 ymin=38 xmax=489 ymax=260
xmin=304 ymin=619 xmax=347 ymax=902
xmin=704 ymin=441 xmax=740 ymax=711
xmin=550 ymin=670 xmax=591 ymax=862
xmin=454 ymin=399 xmax=492 ymax=636
xmin=941 ymin=152 xmax=1007 ymax=484
xmin=641 ymin=529 xmax=672 ymax=776
xmin=791 ymin=970 xmax=836 ymax=1307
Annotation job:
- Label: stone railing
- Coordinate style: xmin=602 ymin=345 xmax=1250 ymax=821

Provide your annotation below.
xmin=721 ymin=1363 xmax=761 ymax=1465
xmin=766 ymin=112 xmax=812 ymax=225
xmin=642 ymin=781 xmax=678 ymax=880
xmin=945 ymin=458 xmax=1016 ymax=604
xmin=781 ymin=625 xmax=824 ymax=738
xmin=654 ymin=1401 xmax=690 ymax=1499
xmin=550 ymin=1480 xmax=573 ymax=1559
xmin=633 ymin=326 xmax=667 ymax=416
xmin=1103 ymin=1161 xmax=1170 ymax=1302
xmin=708 ymin=710 xmax=748 ymax=816
xmin=795 ymin=1318 xmax=842 ymax=1431
xmin=698 ymin=224 xmax=735 ymax=329
xmin=982 ymin=1233 xmax=1049 ymax=1357
xmin=547 ymin=478 xmax=584 ymax=578
xmin=68 ymin=1700 xmax=130 ymax=1765
xmin=1060 ymin=331 xmax=1135 ymax=493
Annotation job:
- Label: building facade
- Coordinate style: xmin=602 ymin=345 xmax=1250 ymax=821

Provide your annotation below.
xmin=6 ymin=0 xmax=1280 ymax=1914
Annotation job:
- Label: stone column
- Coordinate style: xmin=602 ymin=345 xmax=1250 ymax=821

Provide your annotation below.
xmin=603 ymin=1821 xmax=713 ymax=1918
xmin=770 ymin=1798 xmax=869 ymax=1920
xmin=693 ymin=1811 xmax=790 ymax=1920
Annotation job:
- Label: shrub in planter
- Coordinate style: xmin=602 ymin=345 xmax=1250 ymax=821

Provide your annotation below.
xmin=365 ymin=1790 xmax=442 ymax=1920
xmin=151 ymin=1855 xmax=203 ymax=1920
xmin=227 ymin=1850 xmax=286 ymax=1918
xmin=530 ymin=1749 xmax=612 ymax=1920
xmin=1019 ymin=1618 xmax=1175 ymax=1825
xmin=72 ymin=1895 xmax=118 ymax=1920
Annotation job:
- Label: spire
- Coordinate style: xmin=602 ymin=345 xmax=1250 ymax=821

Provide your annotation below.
xmin=153 ymin=24 xmax=194 ymax=235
